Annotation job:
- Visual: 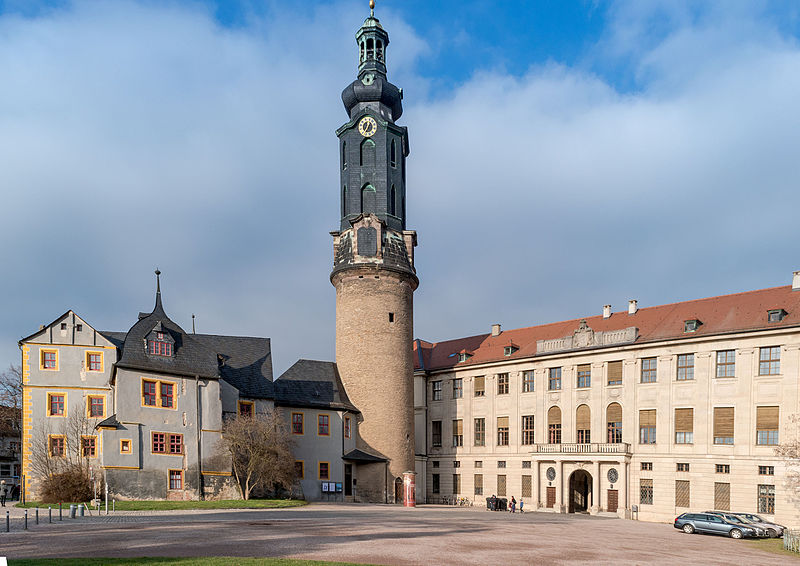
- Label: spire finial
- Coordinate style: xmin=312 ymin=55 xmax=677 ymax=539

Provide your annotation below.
xmin=154 ymin=268 xmax=163 ymax=311
xmin=370 ymin=0 xmax=375 ymax=17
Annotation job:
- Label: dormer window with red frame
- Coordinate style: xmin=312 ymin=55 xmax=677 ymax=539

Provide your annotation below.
xmin=149 ymin=332 xmax=173 ymax=356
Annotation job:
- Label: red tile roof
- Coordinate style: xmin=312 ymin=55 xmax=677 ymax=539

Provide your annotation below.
xmin=413 ymin=285 xmax=800 ymax=372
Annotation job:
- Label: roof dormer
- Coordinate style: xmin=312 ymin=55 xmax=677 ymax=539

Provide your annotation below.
xmin=684 ymin=319 xmax=702 ymax=333
xmin=767 ymin=309 xmax=787 ymax=323
xmin=145 ymin=323 xmax=174 ymax=357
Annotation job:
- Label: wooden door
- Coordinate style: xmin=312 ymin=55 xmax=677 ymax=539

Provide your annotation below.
xmin=607 ymin=489 xmax=618 ymax=512
xmin=546 ymin=487 xmax=556 ymax=508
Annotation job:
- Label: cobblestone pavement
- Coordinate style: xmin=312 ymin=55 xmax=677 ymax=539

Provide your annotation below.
xmin=0 ymin=504 xmax=795 ymax=565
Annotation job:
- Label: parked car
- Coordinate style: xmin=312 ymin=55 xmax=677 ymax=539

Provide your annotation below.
xmin=729 ymin=512 xmax=785 ymax=538
xmin=674 ymin=513 xmax=758 ymax=539
xmin=703 ymin=511 xmax=767 ymax=538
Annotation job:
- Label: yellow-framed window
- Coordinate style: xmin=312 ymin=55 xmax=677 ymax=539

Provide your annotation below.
xmin=318 ymin=413 xmax=330 ymax=436
xmin=85 ymin=351 xmax=104 ymax=372
xmin=81 ymin=435 xmax=98 ymax=458
xmin=40 ymin=348 xmax=58 ymax=370
xmin=295 ymin=460 xmax=304 ymax=479
xmin=291 ymin=412 xmax=304 ymax=435
xmin=238 ymin=400 xmax=254 ymax=417
xmin=142 ymin=378 xmax=177 ymax=409
xmin=168 ymin=469 xmax=184 ymax=490
xmin=120 ymin=439 xmax=132 ymax=454
xmin=48 ymin=435 xmax=66 ymax=457
xmin=47 ymin=392 xmax=66 ymax=417
xmin=318 ymin=461 xmax=330 ymax=480
xmin=87 ymin=395 xmax=105 ymax=418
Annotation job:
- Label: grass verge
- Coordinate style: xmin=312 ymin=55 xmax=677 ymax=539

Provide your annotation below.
xmin=14 ymin=499 xmax=307 ymax=511
xmin=746 ymin=537 xmax=800 ymax=559
xmin=8 ymin=560 xmax=371 ymax=566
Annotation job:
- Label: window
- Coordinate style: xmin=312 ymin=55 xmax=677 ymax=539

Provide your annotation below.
xmin=497 ymin=475 xmax=507 ymax=497
xmin=676 ymin=463 xmax=690 ymax=472
xmin=432 ymin=461 xmax=439 ymax=468
xmin=640 ymin=479 xmax=653 ymax=505
xmin=522 ymin=370 xmax=535 ymax=393
xmin=76 ymin=324 xmax=82 ymax=332
xmin=49 ymin=435 xmax=65 ymax=457
xmin=60 ymin=323 xmax=67 ymax=330
xmin=152 ymin=432 xmax=166 ymax=453
xmin=497 ymin=417 xmax=509 ymax=446
xmin=758 ymin=484 xmax=775 ymax=514
xmin=238 ymin=401 xmax=253 ymax=417
xmin=641 ymin=462 xmax=653 ymax=471
xmin=143 ymin=380 xmax=157 ymax=406
xmin=120 ymin=439 xmax=132 ymax=454
xmin=295 ymin=461 xmax=304 ymax=479
xmin=522 ymin=461 xmax=531 ymax=469
xmin=474 ymin=418 xmax=485 ymax=446
xmin=756 ymin=406 xmax=779 ymax=445
xmin=88 ymin=396 xmax=105 ymax=418
xmin=342 ymin=140 xmax=347 ymax=170
xmin=497 ymin=461 xmax=506 ymax=468
xmin=684 ymin=319 xmax=701 ymax=333
xmin=152 ymin=432 xmax=182 ymax=454
xmin=522 ymin=416 xmax=535 ymax=445
xmin=86 ymin=352 xmax=103 ymax=372
xmin=474 ymin=474 xmax=483 ymax=496
xmin=432 ymin=474 xmax=440 ymax=494
xmin=675 ymin=408 xmax=694 ymax=444
xmin=759 ymin=346 xmax=781 ymax=375
xmin=715 ymin=350 xmax=735 ymax=378
xmin=452 ymin=378 xmax=463 ymax=399
xmin=453 ymin=460 xmax=460 ymax=468
xmin=521 ymin=475 xmax=532 ymax=498
xmin=452 ymin=474 xmax=461 ymax=495
xmin=576 ymin=364 xmax=591 ymax=388
xmin=319 ymin=462 xmax=330 ymax=480
xmin=81 ymin=436 xmax=97 ymax=458
xmin=497 ymin=373 xmax=509 ymax=395
xmin=548 ymin=406 xmax=562 ymax=444
xmin=452 ymin=420 xmax=463 ymax=447
xmin=160 ymin=382 xmax=174 ymax=408
xmin=759 ymin=465 xmax=775 ymax=476
xmin=639 ymin=409 xmax=656 ymax=444
xmin=548 ymin=367 xmax=561 ymax=391
xmin=713 ymin=407 xmax=734 ymax=445
xmin=292 ymin=413 xmax=304 ymax=434
xmin=431 ymin=381 xmax=442 ymax=401
xmin=318 ymin=414 xmax=330 ymax=436
xmin=716 ymin=464 xmax=730 ymax=474
xmin=473 ymin=376 xmax=485 ymax=397
xmin=607 ymin=403 xmax=622 ymax=444
xmin=641 ymin=358 xmax=657 ymax=383
xmin=169 ymin=434 xmax=183 ymax=454
xmin=457 ymin=352 xmax=472 ymax=363
xmin=9 ymin=442 xmax=19 ymax=453
xmin=768 ymin=309 xmax=786 ymax=323
xmin=675 ymin=480 xmax=690 ymax=508
xmin=432 ymin=421 xmax=442 ymax=447
xmin=676 ymin=354 xmax=694 ymax=380
xmin=576 ymin=405 xmax=591 ymax=444
xmin=607 ymin=361 xmax=623 ymax=386
xmin=504 ymin=345 xmax=518 ymax=356
xmin=148 ymin=333 xmax=173 ymax=357
xmin=48 ymin=393 xmax=65 ymax=416
xmin=41 ymin=349 xmax=58 ymax=370
xmin=344 ymin=416 xmax=351 ymax=438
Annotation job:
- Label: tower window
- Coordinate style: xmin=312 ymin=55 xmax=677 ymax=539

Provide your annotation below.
xmin=376 ymin=40 xmax=384 ymax=61
xmin=360 ymin=138 xmax=375 ymax=167
xmin=342 ymin=140 xmax=347 ymax=170
xmin=366 ymin=38 xmax=374 ymax=60
xmin=390 ymin=139 xmax=396 ymax=167
xmin=389 ymin=313 xmax=394 ymax=323
xmin=390 ymin=185 xmax=396 ymax=216
xmin=361 ymin=184 xmax=377 ymax=214
xmin=360 ymin=41 xmax=365 ymax=63
xmin=342 ymin=186 xmax=347 ymax=217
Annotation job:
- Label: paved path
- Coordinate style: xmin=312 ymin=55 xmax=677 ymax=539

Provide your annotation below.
xmin=0 ymin=504 xmax=795 ymax=565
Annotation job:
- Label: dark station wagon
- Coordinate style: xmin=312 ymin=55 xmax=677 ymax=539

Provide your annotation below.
xmin=674 ymin=513 xmax=758 ymax=539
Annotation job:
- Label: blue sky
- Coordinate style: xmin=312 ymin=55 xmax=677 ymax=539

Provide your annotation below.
xmin=1 ymin=0 xmax=800 ymax=375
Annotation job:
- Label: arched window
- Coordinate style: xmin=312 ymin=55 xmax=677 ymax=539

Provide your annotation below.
xmin=548 ymin=406 xmax=561 ymax=444
xmin=360 ymin=41 xmax=365 ymax=63
xmin=360 ymin=138 xmax=375 ymax=167
xmin=342 ymin=185 xmax=347 ymax=217
xmin=361 ymin=184 xmax=376 ymax=214
xmin=607 ymin=403 xmax=623 ymax=444
xmin=576 ymin=405 xmax=591 ymax=444
xmin=390 ymin=185 xmax=396 ymax=216
xmin=342 ymin=140 xmax=347 ymax=170
xmin=376 ymin=40 xmax=384 ymax=61
xmin=390 ymin=139 xmax=396 ymax=167
xmin=366 ymin=38 xmax=375 ymax=60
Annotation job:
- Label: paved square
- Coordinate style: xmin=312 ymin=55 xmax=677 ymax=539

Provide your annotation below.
xmin=0 ymin=504 xmax=795 ymax=565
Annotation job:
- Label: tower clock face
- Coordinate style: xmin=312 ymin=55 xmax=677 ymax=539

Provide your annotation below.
xmin=358 ymin=116 xmax=378 ymax=137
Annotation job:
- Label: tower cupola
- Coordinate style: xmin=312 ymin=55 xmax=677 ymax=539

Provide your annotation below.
xmin=357 ymin=1 xmax=390 ymax=80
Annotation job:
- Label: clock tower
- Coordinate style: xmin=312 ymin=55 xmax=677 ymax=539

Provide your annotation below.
xmin=331 ymin=1 xmax=418 ymax=504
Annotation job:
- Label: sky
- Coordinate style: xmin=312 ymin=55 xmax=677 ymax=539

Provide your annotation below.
xmin=1 ymin=0 xmax=800 ymax=376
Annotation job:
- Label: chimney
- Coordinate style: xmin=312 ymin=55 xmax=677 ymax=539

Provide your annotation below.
xmin=603 ymin=305 xmax=612 ymax=319
xmin=628 ymin=300 xmax=638 ymax=315
xmin=794 ymin=271 xmax=800 ymax=291
xmin=491 ymin=323 xmax=501 ymax=337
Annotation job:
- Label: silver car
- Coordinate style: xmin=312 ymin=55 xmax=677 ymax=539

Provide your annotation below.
xmin=704 ymin=511 xmax=767 ymax=538
xmin=731 ymin=512 xmax=785 ymax=538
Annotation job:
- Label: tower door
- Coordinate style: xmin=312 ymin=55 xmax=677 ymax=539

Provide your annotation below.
xmin=344 ymin=464 xmax=353 ymax=497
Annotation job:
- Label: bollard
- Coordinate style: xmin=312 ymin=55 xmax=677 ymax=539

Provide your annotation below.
xmin=24 ymin=509 xmax=28 ymax=530
xmin=69 ymin=504 xmax=76 ymax=519
xmin=59 ymin=502 xmax=62 ymax=521
xmin=5 ymin=510 xmax=8 ymax=533
xmin=112 ymin=500 xmax=115 ymax=512
xmin=49 ymin=506 xmax=52 ymax=524
xmin=78 ymin=504 xmax=84 ymax=517
xmin=36 ymin=507 xmax=39 ymax=525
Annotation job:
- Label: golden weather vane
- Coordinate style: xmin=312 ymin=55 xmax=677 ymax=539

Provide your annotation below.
xmin=370 ymin=0 xmax=375 ymax=17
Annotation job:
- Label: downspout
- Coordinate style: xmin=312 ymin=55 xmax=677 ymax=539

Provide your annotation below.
xmin=384 ymin=461 xmax=388 ymax=504
xmin=196 ymin=375 xmax=204 ymax=500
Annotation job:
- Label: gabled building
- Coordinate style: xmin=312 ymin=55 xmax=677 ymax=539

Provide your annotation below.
xmin=0 ymin=404 xmax=21 ymax=497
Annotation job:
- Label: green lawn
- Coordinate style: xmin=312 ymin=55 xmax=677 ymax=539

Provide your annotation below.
xmin=8 ymin=560 xmax=371 ymax=566
xmin=747 ymin=537 xmax=800 ymax=560
xmin=15 ymin=499 xmax=307 ymax=511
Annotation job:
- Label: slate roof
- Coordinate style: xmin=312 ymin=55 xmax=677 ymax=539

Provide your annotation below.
xmin=274 ymin=360 xmax=359 ymax=413
xmin=415 ymin=285 xmax=800 ymax=372
xmin=191 ymin=334 xmax=273 ymax=399
xmin=95 ymin=414 xmax=121 ymax=429
xmin=343 ymin=448 xmax=387 ymax=463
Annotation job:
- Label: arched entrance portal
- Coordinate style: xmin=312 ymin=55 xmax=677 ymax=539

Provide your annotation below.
xmin=568 ymin=470 xmax=592 ymax=513
xmin=394 ymin=477 xmax=403 ymax=504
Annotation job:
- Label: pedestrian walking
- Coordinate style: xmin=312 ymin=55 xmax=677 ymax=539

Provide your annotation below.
xmin=0 ymin=479 xmax=6 ymax=507
xmin=519 ymin=499 xmax=524 ymax=513
xmin=510 ymin=496 xmax=516 ymax=513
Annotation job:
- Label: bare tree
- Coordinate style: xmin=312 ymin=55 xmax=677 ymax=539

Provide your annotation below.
xmin=776 ymin=414 xmax=800 ymax=511
xmin=0 ymin=364 xmax=22 ymax=410
xmin=218 ymin=410 xmax=295 ymax=500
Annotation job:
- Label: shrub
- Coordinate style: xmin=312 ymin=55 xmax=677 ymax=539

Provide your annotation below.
xmin=40 ymin=468 xmax=93 ymax=503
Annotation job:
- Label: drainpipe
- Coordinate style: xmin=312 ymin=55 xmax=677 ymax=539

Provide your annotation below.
xmin=196 ymin=376 xmax=204 ymax=500
xmin=384 ymin=462 xmax=388 ymax=504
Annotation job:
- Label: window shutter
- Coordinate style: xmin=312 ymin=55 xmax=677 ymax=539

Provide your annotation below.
xmin=521 ymin=475 xmax=532 ymax=498
xmin=675 ymin=480 xmax=690 ymax=507
xmin=608 ymin=361 xmax=623 ymax=381
xmin=713 ymin=407 xmax=734 ymax=437
xmin=577 ymin=364 xmax=591 ymax=374
xmin=639 ymin=409 xmax=656 ymax=427
xmin=675 ymin=408 xmax=694 ymax=433
xmin=548 ymin=406 xmax=562 ymax=425
xmin=576 ymin=405 xmax=591 ymax=429
xmin=756 ymin=406 xmax=779 ymax=430
xmin=714 ymin=482 xmax=731 ymax=511
xmin=474 ymin=376 xmax=485 ymax=391
xmin=607 ymin=403 xmax=622 ymax=423
xmin=497 ymin=416 xmax=509 ymax=428
xmin=453 ymin=419 xmax=463 ymax=436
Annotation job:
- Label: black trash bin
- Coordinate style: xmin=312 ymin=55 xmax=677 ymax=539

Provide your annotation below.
xmin=497 ymin=498 xmax=508 ymax=511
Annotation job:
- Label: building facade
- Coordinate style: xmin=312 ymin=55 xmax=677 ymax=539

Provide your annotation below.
xmin=414 ymin=273 xmax=800 ymax=526
xmin=0 ymin=405 xmax=21 ymax=498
